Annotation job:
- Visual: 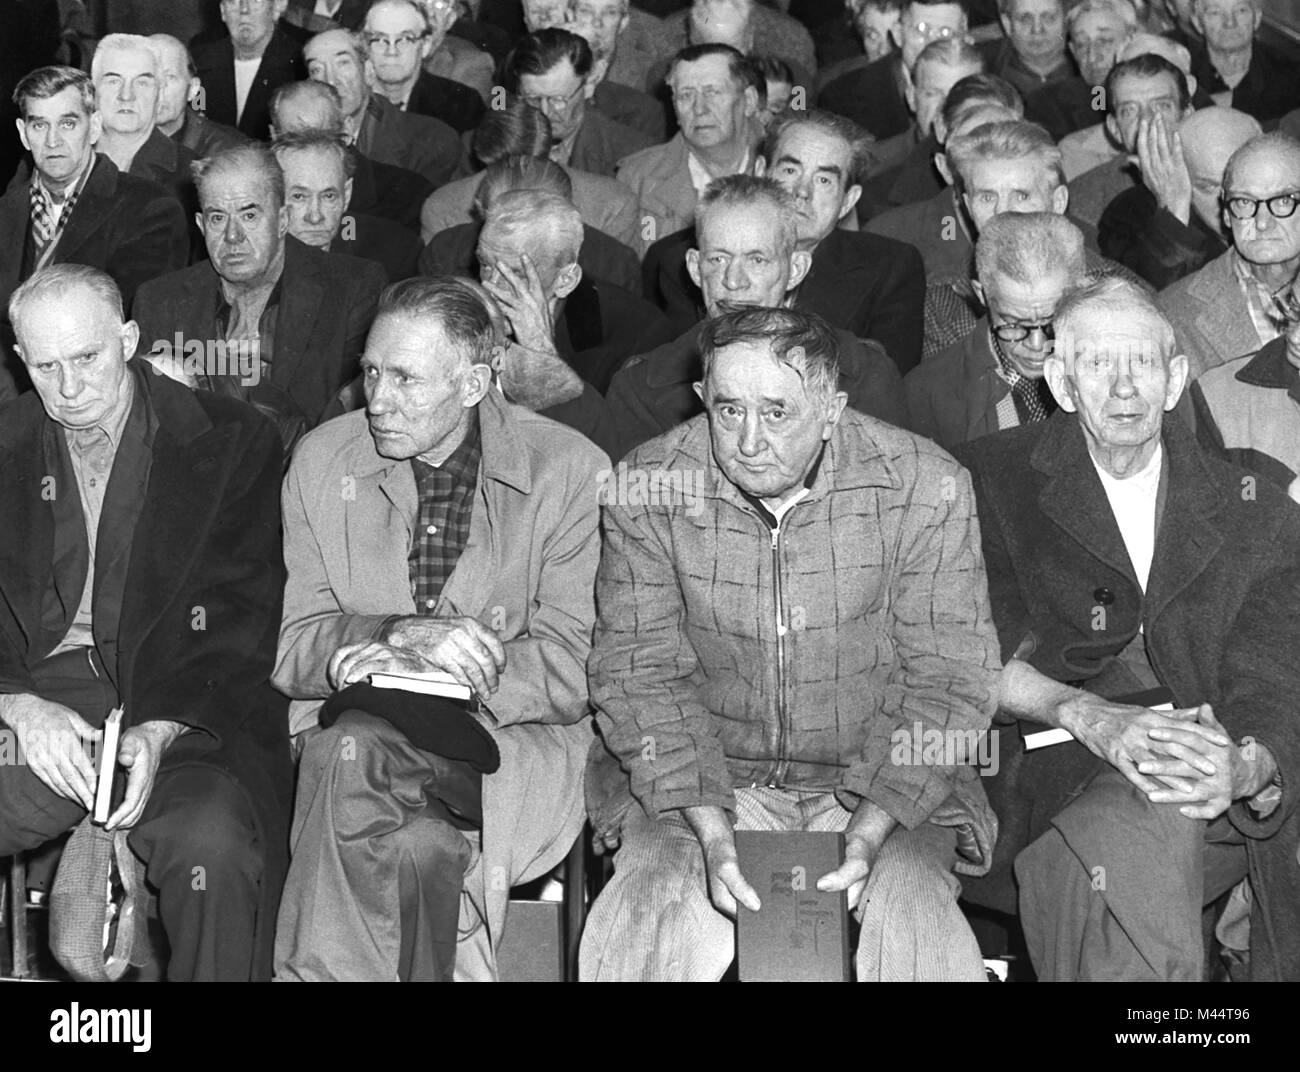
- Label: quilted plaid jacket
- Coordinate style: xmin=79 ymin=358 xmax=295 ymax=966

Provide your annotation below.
xmin=587 ymin=409 xmax=1002 ymax=874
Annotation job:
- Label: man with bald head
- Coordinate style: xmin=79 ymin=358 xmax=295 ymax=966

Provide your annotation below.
xmin=151 ymin=34 xmax=247 ymax=160
xmin=1159 ymin=132 xmax=1300 ymax=380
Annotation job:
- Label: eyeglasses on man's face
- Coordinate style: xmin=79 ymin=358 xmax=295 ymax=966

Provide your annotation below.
xmin=1224 ymin=191 xmax=1300 ymax=221
xmin=904 ymin=20 xmax=959 ymax=40
xmin=520 ymin=82 xmax=586 ymax=112
xmin=365 ymin=31 xmax=431 ymax=52
xmin=991 ymin=319 xmax=1055 ymax=343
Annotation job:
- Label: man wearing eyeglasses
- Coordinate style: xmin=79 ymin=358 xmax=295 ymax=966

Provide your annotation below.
xmin=502 ymin=28 xmax=652 ymax=178
xmin=361 ymin=0 xmax=484 ymax=133
xmin=954 ymin=276 xmax=1300 ymax=981
xmin=567 ymin=0 xmax=676 ymax=97
xmin=1159 ymin=133 xmax=1300 ymax=381
xmin=908 ymin=212 xmax=1085 ymax=449
xmin=192 ymin=0 xmax=306 ymax=141
xmin=820 ymin=0 xmax=968 ymax=142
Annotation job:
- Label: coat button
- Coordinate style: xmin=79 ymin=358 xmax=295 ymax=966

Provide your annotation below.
xmin=1093 ymin=587 xmax=1115 ymax=605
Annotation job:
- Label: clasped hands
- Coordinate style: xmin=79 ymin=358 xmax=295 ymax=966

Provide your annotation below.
xmin=328 ymin=615 xmax=507 ymax=699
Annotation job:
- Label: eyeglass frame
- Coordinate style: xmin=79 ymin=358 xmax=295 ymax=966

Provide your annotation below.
xmin=1223 ymin=190 xmax=1300 ymax=221
xmin=990 ymin=318 xmax=1056 ymax=343
xmin=519 ymin=80 xmax=587 ymax=113
xmin=363 ymin=30 xmax=432 ymax=52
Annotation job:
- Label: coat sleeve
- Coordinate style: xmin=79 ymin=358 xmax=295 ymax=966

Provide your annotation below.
xmin=588 ymin=495 xmax=737 ymax=818
xmin=839 ymin=458 xmax=1001 ymax=826
xmin=108 ymin=192 xmax=190 ymax=308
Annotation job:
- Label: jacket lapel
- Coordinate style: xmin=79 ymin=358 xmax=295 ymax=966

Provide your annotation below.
xmin=963 ymin=325 xmax=1006 ymax=443
xmin=0 ymin=180 xmax=29 ymax=303
xmin=0 ymin=398 xmax=55 ymax=652
xmin=1192 ymin=254 xmax=1257 ymax=363
xmin=52 ymin=156 xmax=115 ymax=264
xmin=270 ymin=240 xmax=323 ymax=395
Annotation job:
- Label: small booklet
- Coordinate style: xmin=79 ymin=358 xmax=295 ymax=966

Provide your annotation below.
xmin=367 ymin=669 xmax=473 ymax=702
xmin=1021 ymin=687 xmax=1174 ymax=751
xmin=92 ymin=707 xmax=124 ymax=824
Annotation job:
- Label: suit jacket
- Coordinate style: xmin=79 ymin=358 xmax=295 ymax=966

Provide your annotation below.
xmin=419 ymin=220 xmax=643 ymax=299
xmin=1191 ymin=39 xmax=1300 ymax=127
xmin=657 ymin=5 xmax=817 ymax=91
xmin=1068 ymin=154 xmax=1137 ymax=232
xmin=1099 ymin=182 xmax=1227 ymax=291
xmin=357 ymin=95 xmax=462 ymax=190
xmin=172 ymin=108 xmax=247 ymax=160
xmin=131 ymin=236 xmax=387 ymax=425
xmin=0 ymin=365 xmax=292 ymax=979
xmin=859 ymin=134 xmax=943 ymax=221
xmin=331 ymin=212 xmax=422 ymax=282
xmin=0 ymin=155 xmax=189 ymax=394
xmin=818 ymin=54 xmax=911 ymax=142
xmin=615 ymin=133 xmax=698 ymax=251
xmin=953 ymin=411 xmax=1300 ymax=979
xmin=350 ymin=152 xmax=434 ymax=234
xmin=567 ymin=107 xmax=654 ymax=179
xmin=1025 ymin=76 xmax=1097 ymax=142
xmin=867 ymin=187 xmax=972 ymax=285
xmin=1157 ymin=250 xmax=1262 ymax=382
xmin=191 ymin=27 xmax=305 ymax=141
xmin=418 ymin=164 xmax=642 ymax=254
xmin=605 ymin=7 xmax=673 ymax=94
xmin=128 ymin=128 xmax=197 ymax=214
xmin=642 ymin=226 xmax=925 ymax=372
xmin=554 ymin=275 xmax=676 ymax=394
xmin=592 ymin=80 xmax=667 ymax=143
xmin=403 ymin=69 xmax=486 ymax=134
xmin=905 ymin=319 xmax=1010 ymax=450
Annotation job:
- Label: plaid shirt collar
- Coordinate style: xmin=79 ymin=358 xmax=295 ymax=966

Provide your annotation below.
xmin=30 ymin=151 xmax=96 ymax=240
xmin=411 ymin=410 xmax=482 ymax=490
xmin=1231 ymin=248 xmax=1289 ymax=348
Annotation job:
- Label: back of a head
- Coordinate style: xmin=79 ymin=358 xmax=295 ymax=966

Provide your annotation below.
xmin=946 ymin=119 xmax=1063 ymax=192
xmin=914 ymin=36 xmax=985 ymax=79
xmin=668 ymin=42 xmax=750 ymax=87
xmin=12 ymin=65 xmax=96 ymax=118
xmin=271 ymin=79 xmax=346 ymax=134
xmin=1223 ymin=131 xmax=1300 ymax=192
xmin=1179 ymin=106 xmax=1261 ymax=162
xmin=1118 ymin=31 xmax=1192 ymax=73
xmin=1104 ymin=51 xmax=1190 ymax=113
xmin=761 ymin=110 xmax=875 ymax=188
xmin=696 ymin=173 xmax=799 ymax=253
xmin=941 ymin=73 xmax=1024 ymax=134
xmin=482 ymin=189 xmax=584 ymax=266
xmin=472 ymin=98 xmax=553 ymax=168
xmin=975 ymin=211 xmax=1087 ymax=286
xmin=473 ymin=154 xmax=574 ymax=216
xmin=192 ymin=143 xmax=285 ymax=209
xmin=502 ymin=27 xmax=594 ymax=92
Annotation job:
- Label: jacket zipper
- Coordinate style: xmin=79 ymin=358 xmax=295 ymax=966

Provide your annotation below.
xmin=767 ymin=520 xmax=789 ymax=787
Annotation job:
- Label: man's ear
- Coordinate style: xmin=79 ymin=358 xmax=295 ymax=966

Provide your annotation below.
xmin=187 ymin=75 xmax=203 ymax=108
xmin=1051 ymin=182 xmax=1069 ymax=216
xmin=1104 ymin=113 xmax=1121 ymax=148
xmin=787 ymin=248 xmax=812 ymax=290
xmin=1044 ymin=356 xmax=1077 ymax=412
xmin=461 ymin=362 xmax=494 ymax=407
xmin=839 ymin=183 xmax=862 ymax=221
xmin=741 ymin=84 xmax=759 ymax=117
xmin=821 ymin=390 xmax=848 ymax=437
xmin=998 ymin=12 xmax=1013 ymax=41
xmin=692 ymin=380 xmax=705 ymax=404
xmin=15 ymin=117 xmax=30 ymax=153
xmin=935 ymin=150 xmax=954 ymax=186
xmin=686 ymin=248 xmax=702 ymax=289
xmin=194 ymin=210 xmax=204 ymax=233
xmin=121 ymin=319 xmax=141 ymax=359
xmin=889 ymin=18 xmax=903 ymax=49
xmin=971 ymin=277 xmax=985 ymax=307
xmin=1185 ymin=75 xmax=1198 ymax=103
xmin=554 ymin=260 xmax=582 ymax=299
xmin=753 ymin=154 xmax=767 ymax=177
xmin=88 ymin=109 xmax=103 ymax=145
xmin=1165 ymin=352 xmax=1190 ymax=410
xmin=276 ymin=203 xmax=290 ymax=237
xmin=904 ymin=78 xmax=916 ymax=116
xmin=582 ymin=76 xmax=597 ymax=101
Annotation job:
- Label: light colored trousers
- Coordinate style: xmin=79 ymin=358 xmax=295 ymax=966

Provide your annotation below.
xmin=580 ymin=786 xmax=987 ymax=981
xmin=274 ymin=711 xmax=590 ymax=981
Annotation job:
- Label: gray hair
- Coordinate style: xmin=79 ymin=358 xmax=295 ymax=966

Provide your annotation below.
xmin=481 ymin=189 xmax=584 ymax=267
xmin=1054 ymin=276 xmax=1176 ymax=363
xmin=193 ymin=144 xmax=286 ymax=210
xmin=1223 ymin=132 xmax=1300 ymax=193
xmin=699 ymin=306 xmax=842 ymax=405
xmin=90 ymin=33 xmax=163 ymax=82
xmin=1066 ymin=0 xmax=1138 ymax=34
xmin=946 ymin=119 xmax=1065 ymax=194
xmin=975 ymin=212 xmax=1086 ymax=287
xmin=472 ymin=154 xmax=573 ymax=216
xmin=761 ymin=110 xmax=876 ymax=188
xmin=270 ymin=79 xmax=346 ymax=133
xmin=375 ymin=276 xmax=497 ymax=371
xmin=696 ymin=174 xmax=799 ymax=257
xmin=270 ymin=129 xmax=357 ymax=180
xmin=9 ymin=264 xmax=124 ymax=344
xmin=913 ymin=36 xmax=985 ymax=78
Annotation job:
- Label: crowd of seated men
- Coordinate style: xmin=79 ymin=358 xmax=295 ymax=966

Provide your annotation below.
xmin=2 ymin=0 xmax=1300 ymax=983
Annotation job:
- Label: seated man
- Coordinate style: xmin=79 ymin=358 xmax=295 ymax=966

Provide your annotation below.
xmin=1159 ymin=132 xmax=1300 ymax=380
xmin=813 ymin=0 xmax=901 ymax=86
xmin=605 ymin=175 xmax=910 ymax=457
xmin=658 ymin=0 xmax=818 ymax=91
xmin=192 ymin=0 xmax=306 ymax=141
xmin=305 ymin=27 xmax=461 ymax=189
xmin=956 ymin=277 xmax=1300 ymax=981
xmin=907 ymin=211 xmax=1086 ymax=449
xmin=151 ymin=33 xmax=248 ymax=160
xmin=362 ymin=0 xmax=485 ymax=133
xmin=616 ymin=44 xmax=760 ymax=248
xmin=269 ymin=77 xmax=434 ymax=234
xmin=502 ymin=28 xmax=654 ymax=178
xmin=1190 ymin=0 xmax=1300 ymax=126
xmin=133 ymin=145 xmax=386 ymax=432
xmin=273 ymin=276 xmax=604 ymax=981
xmin=644 ymin=109 xmax=927 ymax=371
xmin=1024 ymin=0 xmax=1136 ymax=141
xmin=566 ymin=8 xmax=671 ymax=142
xmin=820 ymin=0 xmax=968 ymax=142
xmin=1098 ymin=56 xmax=1259 ymax=289
xmin=418 ymin=98 xmax=642 ymax=255
xmin=570 ymin=0 xmax=676 ymax=95
xmin=271 ymin=129 xmax=421 ymax=282
xmin=581 ymin=304 xmax=1001 ymax=981
xmin=423 ymin=0 xmax=497 ymax=101
xmin=0 ymin=66 xmax=189 ymax=399
xmin=984 ymin=0 xmax=1073 ymax=100
xmin=0 ymin=264 xmax=291 ymax=981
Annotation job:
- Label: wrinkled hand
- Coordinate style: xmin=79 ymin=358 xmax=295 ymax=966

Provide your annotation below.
xmin=106 ymin=720 xmax=186 ymax=830
xmin=1143 ymin=704 xmax=1259 ymax=820
xmin=816 ymin=831 xmax=881 ymax=911
xmin=384 ymin=615 xmax=508 ymax=697
xmin=1137 ymin=114 xmax=1192 ymax=225
xmin=702 ymin=835 xmax=761 ymax=917
xmin=482 ymin=255 xmax=556 ymax=353
xmin=327 ymin=640 xmax=443 ymax=691
xmin=0 ymin=693 xmax=100 ymax=809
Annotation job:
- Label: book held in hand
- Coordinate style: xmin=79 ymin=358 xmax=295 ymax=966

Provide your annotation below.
xmin=92 ymin=707 xmax=124 ymax=825
xmin=367 ymin=669 xmax=473 ymax=702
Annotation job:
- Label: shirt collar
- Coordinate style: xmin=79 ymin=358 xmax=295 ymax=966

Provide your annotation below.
xmin=412 ymin=409 xmax=482 ymax=489
xmin=34 ymin=150 xmax=95 ymax=207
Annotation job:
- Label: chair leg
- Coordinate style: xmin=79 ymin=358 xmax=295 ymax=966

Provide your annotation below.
xmin=562 ymin=832 xmax=588 ymax=982
xmin=9 ymin=855 xmax=29 ymax=980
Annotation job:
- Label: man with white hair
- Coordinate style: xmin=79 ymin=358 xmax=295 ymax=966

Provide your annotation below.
xmin=1099 ymin=58 xmax=1261 ymax=288
xmin=150 ymin=33 xmax=247 ymax=160
xmin=985 ymin=0 xmax=1073 ymax=99
xmin=1024 ymin=0 xmax=1137 ymax=140
xmin=362 ymin=0 xmax=485 ymax=132
xmin=1189 ymin=0 xmax=1300 ymax=124
xmin=956 ymin=276 xmax=1300 ymax=981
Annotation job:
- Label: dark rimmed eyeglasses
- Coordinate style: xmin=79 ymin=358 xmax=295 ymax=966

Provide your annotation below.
xmin=1224 ymin=191 xmax=1300 ymax=221
xmin=991 ymin=319 xmax=1055 ymax=343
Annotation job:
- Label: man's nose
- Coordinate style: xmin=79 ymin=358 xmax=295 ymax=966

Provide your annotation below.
xmin=692 ymin=93 xmax=710 ymax=116
xmin=304 ymin=196 xmax=324 ymax=224
xmin=223 ymin=216 xmax=247 ymax=244
xmin=43 ymin=124 xmax=65 ymax=149
xmin=792 ymin=172 xmax=813 ymax=202
xmin=59 ymin=365 xmax=83 ymax=399
xmin=1110 ymin=363 xmax=1138 ymax=397
xmin=738 ymin=413 xmax=767 ymax=456
xmin=1023 ymin=327 xmax=1050 ymax=352
xmin=119 ymin=78 xmax=136 ymax=103
xmin=722 ymin=259 xmax=750 ymax=290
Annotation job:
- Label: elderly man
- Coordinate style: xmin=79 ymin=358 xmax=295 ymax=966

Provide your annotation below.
xmin=820 ymin=0 xmax=968 ymax=142
xmin=1190 ymin=0 xmax=1300 ymax=125
xmin=1159 ymin=133 xmax=1300 ymax=381
xmin=985 ymin=0 xmax=1072 ymax=99
xmin=1098 ymin=59 xmax=1261 ymax=289
xmin=192 ymin=0 xmax=306 ymax=141
xmin=361 ymin=0 xmax=484 ymax=132
xmin=150 ymin=34 xmax=247 ymax=160
xmin=304 ymin=27 xmax=461 ymax=188
xmin=569 ymin=0 xmax=676 ymax=95
xmin=907 ymin=212 xmax=1086 ymax=448
xmin=581 ymin=303 xmax=1000 ymax=981
xmin=0 ymin=66 xmax=189 ymax=399
xmin=503 ymin=28 xmax=653 ymax=178
xmin=644 ymin=109 xmax=926 ymax=370
xmin=658 ymin=0 xmax=818 ymax=91
xmin=955 ymin=276 xmax=1300 ymax=981
xmin=272 ymin=275 xmax=605 ymax=981
xmin=0 ymin=264 xmax=291 ymax=980
xmin=271 ymin=130 xmax=421 ymax=281
xmin=814 ymin=0 xmax=901 ymax=87
xmin=269 ymin=78 xmax=434 ymax=233
xmin=1024 ymin=0 xmax=1137 ymax=141
xmin=132 ymin=145 xmax=386 ymax=434
xmin=617 ymin=44 xmax=760 ymax=246
xmin=605 ymin=175 xmax=909 ymax=458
